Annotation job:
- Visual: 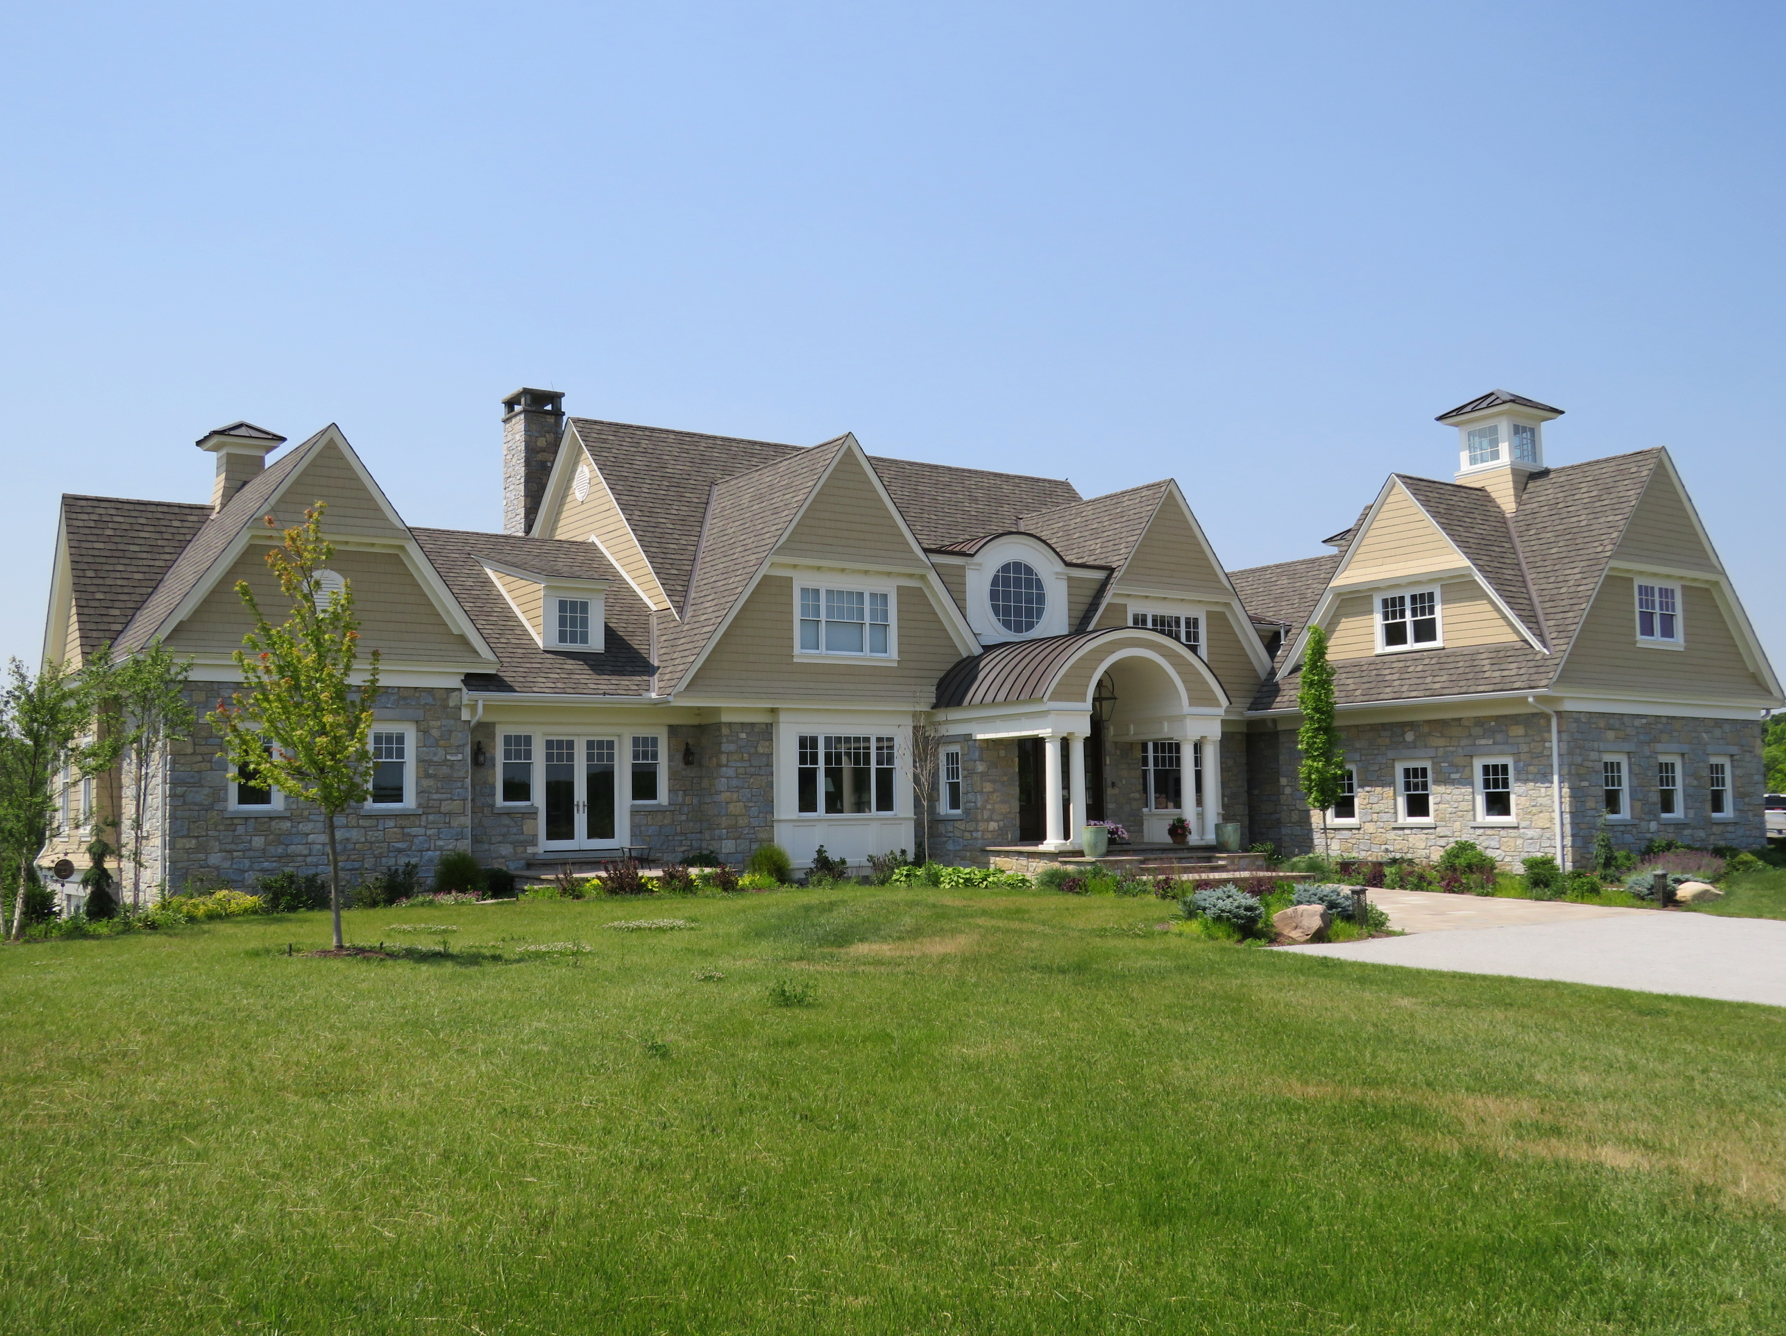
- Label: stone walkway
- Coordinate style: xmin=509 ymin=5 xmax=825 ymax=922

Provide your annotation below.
xmin=1287 ymin=898 xmax=1786 ymax=1008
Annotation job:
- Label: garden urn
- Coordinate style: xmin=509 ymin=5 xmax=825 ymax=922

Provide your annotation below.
xmin=1081 ymin=825 xmax=1109 ymax=859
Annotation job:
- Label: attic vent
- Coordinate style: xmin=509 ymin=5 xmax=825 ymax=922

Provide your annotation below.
xmin=312 ymin=568 xmax=346 ymax=611
xmin=573 ymin=462 xmax=590 ymax=503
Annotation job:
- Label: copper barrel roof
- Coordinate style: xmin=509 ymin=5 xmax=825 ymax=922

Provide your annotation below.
xmin=934 ymin=627 xmax=1156 ymax=708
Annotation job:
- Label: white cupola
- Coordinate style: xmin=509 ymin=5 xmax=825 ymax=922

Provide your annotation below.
xmin=1437 ymin=389 xmax=1563 ymax=512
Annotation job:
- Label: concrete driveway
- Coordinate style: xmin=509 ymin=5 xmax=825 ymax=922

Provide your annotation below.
xmin=1287 ymin=898 xmax=1786 ymax=1008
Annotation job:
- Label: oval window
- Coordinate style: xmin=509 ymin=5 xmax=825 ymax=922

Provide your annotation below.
xmin=990 ymin=560 xmax=1047 ymax=633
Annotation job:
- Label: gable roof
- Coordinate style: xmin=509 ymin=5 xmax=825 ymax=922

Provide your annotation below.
xmin=1228 ymin=553 xmax=1340 ymax=672
xmin=862 ymin=456 xmax=1080 ymax=551
xmin=1436 ymin=389 xmax=1564 ymax=421
xmin=653 ymin=439 xmax=850 ymax=694
xmin=1392 ymin=474 xmax=1545 ymax=644
xmin=1017 ymin=481 xmax=1171 ymax=571
xmin=412 ymin=528 xmax=654 ymax=696
xmin=57 ymin=495 xmax=212 ymax=660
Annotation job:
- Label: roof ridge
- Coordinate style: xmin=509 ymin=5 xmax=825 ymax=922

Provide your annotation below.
xmin=62 ymin=493 xmax=212 ymax=510
xmin=1021 ymin=478 xmax=1168 ymax=518
xmin=1229 ymin=553 xmax=1341 ymax=576
xmin=567 ymin=416 xmax=802 ymax=453
xmin=867 ymin=452 xmax=1076 ymax=490
xmin=712 ymin=433 xmax=850 ymax=489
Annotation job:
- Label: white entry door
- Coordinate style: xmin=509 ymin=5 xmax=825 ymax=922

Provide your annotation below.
xmin=540 ymin=737 xmax=627 ymax=852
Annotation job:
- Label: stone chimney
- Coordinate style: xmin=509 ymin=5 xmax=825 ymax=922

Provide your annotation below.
xmin=502 ymin=388 xmax=566 ymax=535
xmin=1438 ymin=389 xmax=1563 ymax=513
xmin=196 ymin=421 xmax=287 ymax=512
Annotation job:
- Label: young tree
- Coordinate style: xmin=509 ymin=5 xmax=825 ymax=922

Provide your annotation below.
xmin=1296 ymin=624 xmax=1346 ymax=860
xmin=0 ymin=658 xmax=91 ymax=940
xmin=209 ymin=504 xmax=380 ymax=949
xmin=105 ymin=642 xmax=195 ymax=909
xmin=907 ymin=714 xmax=945 ymax=864
xmin=1764 ymin=712 xmax=1786 ymax=793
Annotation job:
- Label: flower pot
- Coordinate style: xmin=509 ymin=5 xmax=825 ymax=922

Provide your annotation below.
xmin=1169 ymin=831 xmax=1188 ymax=846
xmin=1081 ymin=825 xmax=1109 ymax=859
xmin=1215 ymin=822 xmax=1243 ymax=852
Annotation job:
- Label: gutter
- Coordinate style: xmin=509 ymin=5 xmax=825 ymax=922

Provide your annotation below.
xmin=1527 ymin=696 xmax=1567 ymax=872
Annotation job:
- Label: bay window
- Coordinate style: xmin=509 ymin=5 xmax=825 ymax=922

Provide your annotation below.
xmin=797 ymin=734 xmax=897 ymax=814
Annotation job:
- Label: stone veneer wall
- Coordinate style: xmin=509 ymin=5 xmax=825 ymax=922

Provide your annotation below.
xmin=1248 ymin=709 xmax=1769 ymax=869
xmin=165 ymin=683 xmax=470 ymax=892
xmin=629 ymin=722 xmax=775 ymax=867
xmin=929 ymin=736 xmax=1022 ymax=867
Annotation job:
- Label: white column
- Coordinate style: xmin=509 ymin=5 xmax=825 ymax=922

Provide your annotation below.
xmin=1068 ymin=733 xmax=1087 ymax=849
xmin=1203 ymin=732 xmax=1223 ymax=841
xmin=1043 ymin=734 xmax=1066 ymax=849
xmin=1179 ymin=739 xmax=1198 ymax=841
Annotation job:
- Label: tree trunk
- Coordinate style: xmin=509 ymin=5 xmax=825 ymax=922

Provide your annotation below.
xmin=325 ymin=811 xmax=344 ymax=949
xmin=10 ymin=853 xmax=31 ymax=942
xmin=1320 ymin=810 xmax=1330 ymax=863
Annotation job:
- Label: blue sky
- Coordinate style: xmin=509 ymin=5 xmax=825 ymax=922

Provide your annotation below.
xmin=3 ymin=1 xmax=1781 ymax=669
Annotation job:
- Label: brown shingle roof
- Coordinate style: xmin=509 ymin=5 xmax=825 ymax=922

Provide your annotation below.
xmin=864 ymin=455 xmax=1080 ymax=551
xmin=653 ymin=439 xmax=849 ymax=694
xmin=1228 ymin=553 xmax=1340 ymax=671
xmin=1394 ymin=474 xmax=1544 ymax=644
xmin=60 ymin=495 xmax=211 ymax=659
xmin=411 ymin=528 xmax=654 ymax=696
xmin=1016 ymin=481 xmax=1170 ymax=571
xmin=114 ymin=427 xmax=333 ymax=652
xmin=1253 ymin=642 xmax=1556 ymax=711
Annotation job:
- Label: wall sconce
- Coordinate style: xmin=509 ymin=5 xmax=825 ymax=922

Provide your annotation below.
xmin=472 ymin=741 xmax=487 ymax=767
xmin=683 ymin=742 xmax=696 ymax=766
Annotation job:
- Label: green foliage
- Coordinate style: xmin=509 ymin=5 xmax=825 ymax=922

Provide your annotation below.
xmin=355 ymin=862 xmax=420 ymax=909
xmin=1282 ymin=853 xmax=1337 ymax=876
xmin=658 ymin=864 xmax=697 ymax=896
xmin=79 ymin=836 xmax=117 ymax=920
xmin=682 ymin=850 xmax=722 ymax=867
xmin=1725 ymin=851 xmax=1766 ymax=877
xmin=745 ymin=843 xmax=793 ymax=883
xmin=1592 ymin=827 xmax=1619 ymax=874
xmin=697 ymin=865 xmax=740 ymax=893
xmin=1521 ymin=855 xmax=1562 ymax=899
xmin=1641 ymin=837 xmax=1690 ymax=857
xmin=481 ymin=866 xmax=516 ymax=899
xmin=736 ymin=872 xmax=779 ymax=891
xmin=1438 ymin=841 xmax=1497 ymax=875
xmin=19 ymin=878 xmax=56 ymax=926
xmin=1295 ymin=625 xmax=1345 ymax=841
xmin=935 ymin=865 xmax=1029 ymax=889
xmin=255 ymin=869 xmax=327 ymax=914
xmin=1294 ymin=884 xmax=1358 ymax=918
xmin=866 ymin=849 xmax=909 ymax=885
xmin=1563 ymin=870 xmax=1608 ymax=901
xmin=98 ymin=640 xmax=195 ymax=908
xmin=1185 ymin=885 xmax=1264 ymax=933
xmin=1625 ymin=869 xmax=1691 ymax=901
xmin=1765 ymin=712 xmax=1786 ymax=792
xmin=162 ymin=889 xmax=265 ymax=920
xmin=598 ymin=861 xmax=647 ymax=896
xmin=1033 ymin=864 xmax=1076 ymax=893
xmin=766 ymin=977 xmax=815 ymax=1007
xmin=432 ymin=850 xmax=484 ymax=895
xmin=807 ymin=845 xmax=851 ymax=885
xmin=207 ymin=503 xmax=381 ymax=948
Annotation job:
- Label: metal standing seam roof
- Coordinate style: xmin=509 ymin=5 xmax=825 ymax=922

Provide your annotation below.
xmin=1435 ymin=389 xmax=1565 ymax=421
xmin=933 ymin=626 xmax=1203 ymax=708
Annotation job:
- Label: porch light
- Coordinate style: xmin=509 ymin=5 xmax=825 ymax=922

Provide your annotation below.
xmin=472 ymin=741 xmax=487 ymax=767
xmin=683 ymin=741 xmax=696 ymax=766
xmin=1092 ymin=674 xmax=1118 ymax=723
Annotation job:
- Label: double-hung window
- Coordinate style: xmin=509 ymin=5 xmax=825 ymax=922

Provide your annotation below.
xmin=1602 ymin=755 xmax=1627 ymax=817
xmin=369 ymin=727 xmax=413 ymax=807
xmin=1143 ymin=740 xmax=1186 ymax=811
xmin=940 ymin=746 xmax=963 ymax=814
xmin=1708 ymin=757 xmax=1732 ymax=818
xmin=1636 ymin=582 xmax=1681 ymax=644
xmin=500 ymin=734 xmax=533 ymax=805
xmin=798 ymin=586 xmax=892 ymax=657
xmin=1656 ymin=755 xmax=1682 ymax=819
xmin=232 ymin=739 xmax=278 ymax=810
xmin=1398 ymin=764 xmax=1432 ymax=822
xmin=1380 ymin=590 xmax=1439 ymax=650
xmin=1331 ymin=766 xmax=1358 ymax=822
xmin=1131 ymin=610 xmax=1202 ymax=656
xmin=797 ymin=734 xmax=897 ymax=814
xmin=631 ymin=736 xmax=662 ymax=803
xmin=1476 ymin=757 xmax=1514 ymax=821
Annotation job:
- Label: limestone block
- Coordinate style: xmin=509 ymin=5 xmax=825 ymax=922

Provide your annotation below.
xmin=1274 ymin=903 xmax=1330 ymax=944
xmin=1674 ymin=881 xmax=1722 ymax=904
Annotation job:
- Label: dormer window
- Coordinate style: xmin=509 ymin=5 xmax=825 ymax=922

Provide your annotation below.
xmin=1379 ymin=588 xmax=1440 ymax=651
xmin=797 ymin=585 xmax=893 ymax=657
xmin=990 ymin=561 xmax=1046 ymax=633
xmin=1512 ymin=423 xmax=1538 ymax=464
xmin=1636 ymin=581 xmax=1681 ymax=644
xmin=1467 ymin=426 xmax=1501 ymax=466
xmin=556 ymin=597 xmax=591 ymax=646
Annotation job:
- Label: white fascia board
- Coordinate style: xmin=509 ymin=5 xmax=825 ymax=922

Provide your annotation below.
xmin=484 ymin=568 xmax=544 ymax=648
xmin=40 ymin=509 xmax=73 ymax=669
xmin=766 ymin=559 xmax=936 ymax=580
xmin=478 ymin=557 xmax=607 ymax=593
xmin=1326 ymin=565 xmax=1475 ymax=594
xmin=1552 ymin=694 xmax=1778 ymax=719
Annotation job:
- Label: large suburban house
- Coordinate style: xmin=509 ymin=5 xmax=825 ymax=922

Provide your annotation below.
xmin=39 ymin=388 xmax=1780 ymax=893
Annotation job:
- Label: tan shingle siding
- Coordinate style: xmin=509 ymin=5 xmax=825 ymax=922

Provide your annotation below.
xmin=1202 ymin=611 xmax=1261 ymax=702
xmin=1555 ymin=579 xmax=1767 ymax=700
xmin=680 ymin=579 xmax=952 ymax=704
xmin=1335 ymin=483 xmax=1459 ymax=586
xmin=165 ymin=545 xmax=477 ymax=662
xmin=546 ymin=445 xmax=665 ymax=607
xmin=1327 ymin=580 xmax=1523 ymax=660
xmin=933 ymin=561 xmax=968 ymax=616
xmin=1117 ymin=500 xmax=1232 ymax=599
xmin=1094 ymin=600 xmax=1127 ymax=629
xmin=1611 ymin=470 xmax=1722 ymax=574
xmin=1066 ymin=575 xmax=1103 ymax=632
xmin=282 ymin=442 xmax=409 ymax=540
xmin=488 ymin=570 xmax=542 ymax=640
xmin=774 ymin=450 xmax=921 ymax=565
xmin=1045 ymin=630 xmax=1225 ymax=709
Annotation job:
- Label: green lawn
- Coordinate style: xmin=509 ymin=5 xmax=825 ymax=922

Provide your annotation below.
xmin=3 ymin=889 xmax=1783 ymax=1334
xmin=1691 ymin=867 xmax=1786 ymax=920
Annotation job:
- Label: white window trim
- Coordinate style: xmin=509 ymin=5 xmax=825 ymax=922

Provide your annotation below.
xmin=1707 ymin=753 xmax=1734 ymax=821
xmin=1473 ymin=754 xmax=1517 ymax=824
xmin=628 ymin=730 xmax=669 ymax=808
xmin=939 ymin=744 xmax=963 ymax=815
xmin=544 ymin=585 xmax=606 ymax=652
xmin=365 ymin=721 xmax=418 ymax=811
xmin=1375 ymin=585 xmax=1444 ymax=655
xmin=1601 ymin=751 xmax=1633 ymax=822
xmin=1328 ymin=765 xmax=1359 ymax=825
xmin=791 ymin=729 xmax=903 ymax=817
xmin=1655 ymin=751 xmax=1685 ymax=822
xmin=496 ymin=732 xmax=535 ymax=809
xmin=226 ymin=731 xmax=286 ymax=813
xmin=1395 ymin=759 xmax=1435 ymax=824
xmin=1127 ymin=603 xmax=1206 ymax=657
xmin=792 ymin=579 xmax=899 ymax=663
xmin=1633 ymin=578 xmax=1684 ymax=650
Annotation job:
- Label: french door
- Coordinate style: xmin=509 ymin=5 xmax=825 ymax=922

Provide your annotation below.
xmin=540 ymin=737 xmax=626 ymax=851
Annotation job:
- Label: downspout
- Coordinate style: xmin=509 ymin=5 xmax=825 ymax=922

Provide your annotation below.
xmin=1527 ymin=696 xmax=1567 ymax=872
xmin=466 ymin=696 xmax=483 ymax=858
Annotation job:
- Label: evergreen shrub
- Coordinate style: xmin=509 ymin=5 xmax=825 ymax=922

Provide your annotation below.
xmin=482 ymin=866 xmax=517 ymax=899
xmin=432 ymin=851 xmax=484 ymax=895
xmin=1438 ymin=841 xmax=1497 ymax=876
xmin=1521 ymin=855 xmax=1562 ymax=899
xmin=1294 ymin=884 xmax=1358 ymax=918
xmin=256 ymin=870 xmax=327 ymax=914
xmin=745 ymin=844 xmax=793 ymax=883
xmin=1185 ymin=885 xmax=1264 ymax=933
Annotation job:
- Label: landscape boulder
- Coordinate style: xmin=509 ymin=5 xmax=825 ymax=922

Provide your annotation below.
xmin=1673 ymin=880 xmax=1722 ymax=904
xmin=1274 ymin=903 xmax=1331 ymax=944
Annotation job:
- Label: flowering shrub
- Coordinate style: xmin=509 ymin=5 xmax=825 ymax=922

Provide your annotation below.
xmin=1635 ymin=850 xmax=1726 ymax=882
xmin=164 ymin=889 xmax=265 ymax=920
xmin=599 ymin=861 xmax=649 ymax=896
xmin=1088 ymin=820 xmax=1129 ymax=842
xmin=657 ymin=864 xmax=697 ymax=895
